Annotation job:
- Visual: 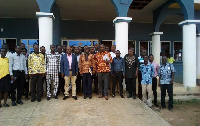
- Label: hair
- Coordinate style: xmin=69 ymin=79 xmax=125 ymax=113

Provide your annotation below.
xmin=21 ymin=43 xmax=25 ymax=45
xmin=149 ymin=54 xmax=153 ymax=57
xmin=22 ymin=48 xmax=27 ymax=52
xmin=40 ymin=46 xmax=45 ymax=49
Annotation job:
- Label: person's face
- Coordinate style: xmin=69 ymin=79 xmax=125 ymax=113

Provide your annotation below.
xmin=111 ymin=46 xmax=116 ymax=52
xmin=50 ymin=45 xmax=55 ymax=52
xmin=21 ymin=44 xmax=25 ymax=49
xmin=74 ymin=47 xmax=79 ymax=54
xmin=105 ymin=47 xmax=109 ymax=52
xmin=162 ymin=56 xmax=167 ymax=64
xmin=34 ymin=45 xmax=39 ymax=53
xmin=62 ymin=45 xmax=66 ymax=52
xmin=0 ymin=49 xmax=6 ymax=58
xmin=95 ymin=44 xmax=98 ymax=49
xmin=144 ymin=56 xmax=148 ymax=63
xmin=116 ymin=51 xmax=120 ymax=57
xmin=149 ymin=55 xmax=154 ymax=62
xmin=57 ymin=46 xmax=62 ymax=54
xmin=22 ymin=49 xmax=27 ymax=55
xmin=66 ymin=47 xmax=72 ymax=54
xmin=79 ymin=47 xmax=82 ymax=53
xmin=2 ymin=45 xmax=8 ymax=50
xmin=84 ymin=46 xmax=89 ymax=53
xmin=100 ymin=45 xmax=105 ymax=52
xmin=128 ymin=49 xmax=133 ymax=56
xmin=90 ymin=48 xmax=94 ymax=53
xmin=141 ymin=50 xmax=146 ymax=57
xmin=40 ymin=47 xmax=46 ymax=54
xmin=15 ymin=46 xmax=22 ymax=54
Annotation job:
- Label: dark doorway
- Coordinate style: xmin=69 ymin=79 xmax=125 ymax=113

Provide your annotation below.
xmin=102 ymin=41 xmax=112 ymax=52
xmin=6 ymin=39 xmax=16 ymax=52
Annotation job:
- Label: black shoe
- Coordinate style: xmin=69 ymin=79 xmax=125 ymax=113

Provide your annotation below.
xmin=25 ymin=96 xmax=29 ymax=101
xmin=88 ymin=94 xmax=92 ymax=99
xmin=53 ymin=96 xmax=58 ymax=99
xmin=63 ymin=96 xmax=69 ymax=100
xmin=154 ymin=103 xmax=159 ymax=107
xmin=12 ymin=101 xmax=17 ymax=106
xmin=127 ymin=95 xmax=132 ymax=98
xmin=37 ymin=99 xmax=41 ymax=102
xmin=121 ymin=95 xmax=124 ymax=98
xmin=47 ymin=97 xmax=51 ymax=101
xmin=0 ymin=104 xmax=1 ymax=108
xmin=3 ymin=103 xmax=9 ymax=107
xmin=112 ymin=94 xmax=115 ymax=98
xmin=168 ymin=107 xmax=173 ymax=112
xmin=133 ymin=96 xmax=136 ymax=100
xmin=31 ymin=98 xmax=36 ymax=102
xmin=72 ymin=96 xmax=77 ymax=100
xmin=84 ymin=94 xmax=87 ymax=99
xmin=17 ymin=100 xmax=23 ymax=105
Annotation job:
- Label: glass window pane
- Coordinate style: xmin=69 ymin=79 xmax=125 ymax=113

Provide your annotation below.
xmin=93 ymin=41 xmax=98 ymax=45
xmin=174 ymin=42 xmax=182 ymax=61
xmin=113 ymin=41 xmax=116 ymax=45
xmin=29 ymin=47 xmax=34 ymax=53
xmin=140 ymin=41 xmax=148 ymax=55
xmin=0 ymin=39 xmax=2 ymax=48
xmin=161 ymin=42 xmax=170 ymax=56
xmin=29 ymin=40 xmax=38 ymax=45
xmin=63 ymin=41 xmax=68 ymax=45
xmin=69 ymin=40 xmax=91 ymax=46
xmin=22 ymin=40 xmax=28 ymax=45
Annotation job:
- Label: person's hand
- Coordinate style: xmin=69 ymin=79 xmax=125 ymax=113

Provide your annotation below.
xmin=45 ymin=72 xmax=47 ymax=76
xmin=170 ymin=79 xmax=174 ymax=85
xmin=76 ymin=73 xmax=78 ymax=76
xmin=29 ymin=75 xmax=32 ymax=79
xmin=11 ymin=75 xmax=15 ymax=82
xmin=123 ymin=75 xmax=125 ymax=79
xmin=62 ymin=74 xmax=64 ymax=78
xmin=42 ymin=73 xmax=45 ymax=77
xmin=105 ymin=60 xmax=110 ymax=64
xmin=92 ymin=71 xmax=95 ymax=75
xmin=111 ymin=74 xmax=114 ymax=78
xmin=158 ymin=84 xmax=161 ymax=87
xmin=135 ymin=72 xmax=138 ymax=78
xmin=80 ymin=73 xmax=83 ymax=76
xmin=25 ymin=74 xmax=28 ymax=79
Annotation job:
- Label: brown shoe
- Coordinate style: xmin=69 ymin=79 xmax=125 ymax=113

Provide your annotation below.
xmin=78 ymin=93 xmax=82 ymax=96
xmin=98 ymin=94 xmax=102 ymax=98
xmin=105 ymin=96 xmax=108 ymax=100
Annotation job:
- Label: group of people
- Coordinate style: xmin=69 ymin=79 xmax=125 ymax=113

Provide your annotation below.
xmin=0 ymin=43 xmax=175 ymax=111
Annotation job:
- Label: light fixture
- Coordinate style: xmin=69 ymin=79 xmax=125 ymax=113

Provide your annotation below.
xmin=1 ymin=28 xmax=3 ymax=32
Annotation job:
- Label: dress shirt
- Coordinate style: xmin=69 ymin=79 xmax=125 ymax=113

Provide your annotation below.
xmin=111 ymin=57 xmax=125 ymax=75
xmin=94 ymin=51 xmax=113 ymax=73
xmin=124 ymin=54 xmax=139 ymax=78
xmin=45 ymin=52 xmax=61 ymax=74
xmin=0 ymin=57 xmax=9 ymax=79
xmin=9 ymin=52 xmax=28 ymax=76
xmin=79 ymin=54 xmax=96 ymax=74
xmin=159 ymin=63 xmax=176 ymax=84
xmin=67 ymin=54 xmax=72 ymax=69
xmin=149 ymin=61 xmax=159 ymax=77
xmin=28 ymin=52 xmax=45 ymax=74
xmin=139 ymin=63 xmax=154 ymax=84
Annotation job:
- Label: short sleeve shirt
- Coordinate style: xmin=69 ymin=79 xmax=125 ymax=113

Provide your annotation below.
xmin=139 ymin=63 xmax=154 ymax=84
xmin=159 ymin=63 xmax=176 ymax=84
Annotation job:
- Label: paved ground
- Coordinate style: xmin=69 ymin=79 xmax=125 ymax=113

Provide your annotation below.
xmin=0 ymin=94 xmax=170 ymax=126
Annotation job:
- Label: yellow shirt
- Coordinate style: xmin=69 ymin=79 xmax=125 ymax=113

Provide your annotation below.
xmin=0 ymin=57 xmax=9 ymax=79
xmin=28 ymin=53 xmax=45 ymax=74
xmin=167 ymin=57 xmax=175 ymax=64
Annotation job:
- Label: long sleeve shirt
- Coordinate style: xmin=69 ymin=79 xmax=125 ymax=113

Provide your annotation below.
xmin=79 ymin=54 xmax=96 ymax=74
xmin=45 ymin=52 xmax=61 ymax=74
xmin=139 ymin=63 xmax=154 ymax=84
xmin=111 ymin=57 xmax=125 ymax=75
xmin=28 ymin=52 xmax=45 ymax=74
xmin=9 ymin=52 xmax=28 ymax=76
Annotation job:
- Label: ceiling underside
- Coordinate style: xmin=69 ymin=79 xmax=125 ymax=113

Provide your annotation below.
xmin=0 ymin=0 xmax=198 ymax=24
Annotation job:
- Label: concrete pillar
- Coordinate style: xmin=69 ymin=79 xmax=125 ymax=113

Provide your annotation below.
xmin=179 ymin=20 xmax=200 ymax=87
xmin=196 ymin=34 xmax=200 ymax=84
xmin=149 ymin=32 xmax=163 ymax=65
xmin=113 ymin=17 xmax=132 ymax=57
xmin=36 ymin=12 xmax=54 ymax=53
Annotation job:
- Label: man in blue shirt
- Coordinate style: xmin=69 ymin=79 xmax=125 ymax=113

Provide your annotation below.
xmin=111 ymin=50 xmax=125 ymax=98
xmin=139 ymin=55 xmax=154 ymax=107
xmin=159 ymin=56 xmax=176 ymax=111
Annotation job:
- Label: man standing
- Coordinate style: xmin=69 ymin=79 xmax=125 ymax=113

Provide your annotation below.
xmin=61 ymin=46 xmax=78 ymax=100
xmin=62 ymin=45 xmax=66 ymax=54
xmin=79 ymin=46 xmax=96 ymax=99
xmin=140 ymin=55 xmax=154 ymax=107
xmin=40 ymin=46 xmax=46 ymax=95
xmin=111 ymin=50 xmax=125 ymax=98
xmin=9 ymin=46 xmax=28 ymax=106
xmin=28 ymin=44 xmax=45 ymax=102
xmin=110 ymin=45 xmax=116 ymax=59
xmin=22 ymin=48 xmax=29 ymax=100
xmin=124 ymin=48 xmax=139 ymax=99
xmin=94 ymin=43 xmax=99 ymax=53
xmin=45 ymin=45 xmax=61 ymax=100
xmin=94 ymin=44 xmax=112 ymax=100
xmin=159 ymin=56 xmax=176 ymax=111
xmin=149 ymin=54 xmax=159 ymax=107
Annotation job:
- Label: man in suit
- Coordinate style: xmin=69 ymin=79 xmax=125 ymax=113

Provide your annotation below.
xmin=61 ymin=46 xmax=78 ymax=100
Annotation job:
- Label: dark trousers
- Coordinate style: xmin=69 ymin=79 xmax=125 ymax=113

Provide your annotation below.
xmin=76 ymin=71 xmax=82 ymax=93
xmin=31 ymin=74 xmax=43 ymax=99
xmin=24 ymin=77 xmax=29 ymax=98
xmin=98 ymin=72 xmax=110 ymax=96
xmin=41 ymin=76 xmax=47 ymax=96
xmin=138 ymin=71 xmax=142 ymax=99
xmin=92 ymin=74 xmax=98 ymax=93
xmin=11 ymin=70 xmax=25 ymax=102
xmin=82 ymin=73 xmax=92 ymax=95
xmin=161 ymin=84 xmax=173 ymax=109
xmin=58 ymin=74 xmax=65 ymax=94
xmin=152 ymin=77 xmax=157 ymax=104
xmin=112 ymin=71 xmax=123 ymax=95
xmin=126 ymin=78 xmax=136 ymax=96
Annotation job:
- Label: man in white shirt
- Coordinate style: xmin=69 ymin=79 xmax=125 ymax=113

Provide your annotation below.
xmin=9 ymin=46 xmax=28 ymax=106
xmin=110 ymin=45 xmax=116 ymax=59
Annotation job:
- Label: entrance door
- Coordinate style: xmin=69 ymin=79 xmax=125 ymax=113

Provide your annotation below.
xmin=6 ymin=39 xmax=17 ymax=52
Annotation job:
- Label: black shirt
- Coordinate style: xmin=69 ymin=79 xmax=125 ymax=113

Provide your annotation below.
xmin=124 ymin=54 xmax=139 ymax=78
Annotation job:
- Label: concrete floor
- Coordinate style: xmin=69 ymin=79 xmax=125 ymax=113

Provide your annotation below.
xmin=0 ymin=94 xmax=170 ymax=126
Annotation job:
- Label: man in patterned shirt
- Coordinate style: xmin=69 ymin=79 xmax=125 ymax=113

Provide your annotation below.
xmin=28 ymin=44 xmax=45 ymax=102
xmin=139 ymin=55 xmax=154 ymax=107
xmin=45 ymin=45 xmax=61 ymax=100
xmin=94 ymin=44 xmax=112 ymax=100
xmin=159 ymin=56 xmax=176 ymax=111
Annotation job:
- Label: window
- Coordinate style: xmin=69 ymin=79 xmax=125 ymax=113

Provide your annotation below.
xmin=139 ymin=41 xmax=151 ymax=56
xmin=112 ymin=40 xmax=136 ymax=53
xmin=0 ymin=38 xmax=17 ymax=52
xmin=173 ymin=41 xmax=182 ymax=61
xmin=62 ymin=39 xmax=98 ymax=47
xmin=21 ymin=39 xmax=39 ymax=53
xmin=161 ymin=41 xmax=171 ymax=56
